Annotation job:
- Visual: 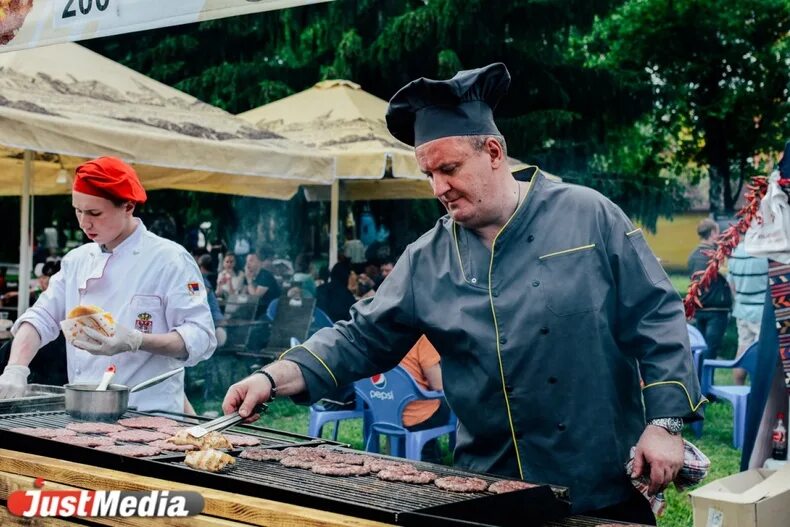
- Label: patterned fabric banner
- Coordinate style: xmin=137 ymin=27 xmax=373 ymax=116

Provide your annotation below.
xmin=768 ymin=261 xmax=790 ymax=394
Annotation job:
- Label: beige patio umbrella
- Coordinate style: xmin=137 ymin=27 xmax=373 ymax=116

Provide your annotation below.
xmin=0 ymin=43 xmax=333 ymax=311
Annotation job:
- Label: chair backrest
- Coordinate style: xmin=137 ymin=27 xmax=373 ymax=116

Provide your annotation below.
xmin=309 ymin=307 xmax=334 ymax=335
xmin=687 ymin=323 xmax=707 ymax=351
xmin=735 ymin=341 xmax=760 ymax=379
xmin=267 ymin=295 xmax=316 ymax=348
xmin=223 ymin=294 xmax=262 ymax=321
xmin=354 ymin=366 xmax=438 ymax=434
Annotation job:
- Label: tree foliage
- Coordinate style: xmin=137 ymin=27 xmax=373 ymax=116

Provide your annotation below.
xmin=85 ymin=0 xmax=789 ymax=235
xmin=581 ymin=0 xmax=790 ymax=213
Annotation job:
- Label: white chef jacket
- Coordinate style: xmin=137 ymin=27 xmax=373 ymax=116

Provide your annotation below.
xmin=12 ymin=220 xmax=216 ymax=413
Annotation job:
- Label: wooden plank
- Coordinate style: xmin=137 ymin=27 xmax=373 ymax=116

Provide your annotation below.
xmin=1 ymin=504 xmax=76 ymax=526
xmin=0 ymin=450 xmax=392 ymax=527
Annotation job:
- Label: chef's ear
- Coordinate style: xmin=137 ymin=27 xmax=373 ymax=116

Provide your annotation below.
xmin=123 ymin=201 xmax=135 ymax=214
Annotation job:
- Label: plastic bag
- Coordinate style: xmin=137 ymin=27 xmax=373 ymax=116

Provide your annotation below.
xmin=745 ymin=172 xmax=790 ymax=264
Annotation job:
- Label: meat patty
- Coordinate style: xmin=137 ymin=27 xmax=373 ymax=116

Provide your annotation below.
xmin=378 ymin=468 xmax=437 ymax=484
xmin=224 ymin=434 xmax=260 ymax=447
xmin=117 ymin=416 xmax=178 ymax=429
xmin=311 ymin=463 xmax=371 ymax=477
xmin=282 ymin=447 xmax=327 ymax=459
xmin=488 ymin=480 xmax=538 ymax=494
xmin=95 ymin=444 xmax=161 ymax=457
xmin=10 ymin=427 xmax=76 ymax=438
xmin=109 ymin=430 xmax=168 ymax=442
xmin=55 ymin=435 xmax=116 ymax=447
xmin=362 ymin=458 xmax=414 ymax=473
xmin=149 ymin=439 xmax=197 ymax=452
xmin=156 ymin=426 xmax=188 ymax=436
xmin=66 ymin=422 xmax=127 ymax=434
xmin=239 ymin=448 xmax=287 ymax=462
xmin=280 ymin=456 xmax=322 ymax=469
xmin=321 ymin=451 xmax=367 ymax=465
xmin=434 ymin=476 xmax=489 ymax=493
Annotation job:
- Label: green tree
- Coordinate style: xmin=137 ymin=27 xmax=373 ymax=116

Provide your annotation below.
xmin=581 ymin=0 xmax=790 ymax=214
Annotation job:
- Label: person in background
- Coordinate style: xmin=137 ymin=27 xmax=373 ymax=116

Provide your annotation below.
xmin=244 ymin=248 xmax=281 ymax=313
xmin=343 ymin=226 xmax=366 ymax=270
xmin=0 ymin=157 xmax=216 ymax=413
xmin=0 ymin=260 xmax=69 ymax=387
xmin=292 ymin=254 xmax=317 ymax=298
xmin=726 ymin=241 xmax=769 ymax=384
xmin=375 ymin=259 xmax=395 ymax=290
xmin=688 ymin=218 xmax=732 ymax=360
xmin=216 ymin=253 xmax=244 ymax=299
xmin=401 ymin=335 xmax=450 ymax=463
xmin=225 ymin=63 xmax=702 ymax=523
xmin=316 ymin=262 xmax=356 ymax=324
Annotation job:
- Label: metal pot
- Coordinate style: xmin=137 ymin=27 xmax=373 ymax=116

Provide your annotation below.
xmin=64 ymin=367 xmax=184 ymax=422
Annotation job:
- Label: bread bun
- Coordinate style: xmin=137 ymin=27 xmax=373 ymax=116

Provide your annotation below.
xmin=67 ymin=305 xmax=103 ymax=319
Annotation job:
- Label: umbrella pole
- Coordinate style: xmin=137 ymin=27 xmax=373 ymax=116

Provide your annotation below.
xmin=329 ymin=177 xmax=339 ymax=270
xmin=19 ymin=150 xmax=34 ymax=314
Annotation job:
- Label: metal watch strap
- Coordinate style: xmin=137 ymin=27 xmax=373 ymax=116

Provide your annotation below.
xmin=648 ymin=417 xmax=683 ymax=435
xmin=256 ymin=369 xmax=277 ymax=401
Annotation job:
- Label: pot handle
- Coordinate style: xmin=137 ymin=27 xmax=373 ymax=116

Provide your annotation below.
xmin=129 ymin=367 xmax=185 ymax=394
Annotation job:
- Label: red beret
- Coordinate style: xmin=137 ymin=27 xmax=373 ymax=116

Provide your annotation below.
xmin=73 ymin=157 xmax=147 ymax=204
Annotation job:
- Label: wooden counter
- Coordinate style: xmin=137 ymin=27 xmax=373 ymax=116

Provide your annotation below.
xmin=0 ymin=449 xmax=393 ymax=527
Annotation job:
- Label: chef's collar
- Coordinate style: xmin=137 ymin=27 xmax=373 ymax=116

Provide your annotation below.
xmin=99 ymin=218 xmax=146 ymax=255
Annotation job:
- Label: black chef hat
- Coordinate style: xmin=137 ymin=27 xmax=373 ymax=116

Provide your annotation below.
xmin=386 ymin=63 xmax=511 ymax=147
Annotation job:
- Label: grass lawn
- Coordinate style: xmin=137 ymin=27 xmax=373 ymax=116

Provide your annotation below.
xmin=189 ymin=273 xmax=744 ymax=527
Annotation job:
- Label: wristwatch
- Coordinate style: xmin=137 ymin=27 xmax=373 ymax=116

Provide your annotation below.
xmin=648 ymin=417 xmax=683 ymax=435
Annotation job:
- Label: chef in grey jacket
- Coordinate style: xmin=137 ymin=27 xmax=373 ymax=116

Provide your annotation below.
xmin=224 ymin=63 xmax=705 ymax=523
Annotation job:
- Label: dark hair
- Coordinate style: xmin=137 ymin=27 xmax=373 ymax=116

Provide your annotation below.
xmin=197 ymin=254 xmax=213 ymax=270
xmin=256 ymin=245 xmax=274 ymax=261
xmin=329 ymin=262 xmax=351 ymax=284
xmin=697 ymin=218 xmax=718 ymax=239
xmin=42 ymin=260 xmax=61 ymax=277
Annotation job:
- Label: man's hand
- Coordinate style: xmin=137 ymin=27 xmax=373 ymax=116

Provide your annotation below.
xmin=222 ymin=373 xmax=272 ymax=423
xmin=0 ymin=365 xmax=30 ymax=398
xmin=632 ymin=425 xmax=685 ymax=495
xmin=73 ymin=324 xmax=143 ymax=356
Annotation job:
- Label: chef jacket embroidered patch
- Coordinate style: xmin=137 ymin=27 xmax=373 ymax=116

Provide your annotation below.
xmin=186 ymin=282 xmax=201 ymax=296
xmin=135 ymin=312 xmax=153 ymax=334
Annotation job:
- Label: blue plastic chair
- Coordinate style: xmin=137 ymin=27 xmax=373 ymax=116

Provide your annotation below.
xmin=354 ymin=366 xmax=456 ymax=461
xmin=307 ymin=396 xmax=370 ymax=442
xmin=696 ymin=342 xmax=760 ymax=449
xmin=687 ymin=323 xmax=708 ymax=382
xmin=267 ymin=298 xmax=333 ymax=337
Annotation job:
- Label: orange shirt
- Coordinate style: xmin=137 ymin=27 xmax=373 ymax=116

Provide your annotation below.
xmin=400 ymin=335 xmax=441 ymax=428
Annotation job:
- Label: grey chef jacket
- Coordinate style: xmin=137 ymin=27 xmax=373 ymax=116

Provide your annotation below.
xmin=282 ymin=171 xmax=705 ymax=513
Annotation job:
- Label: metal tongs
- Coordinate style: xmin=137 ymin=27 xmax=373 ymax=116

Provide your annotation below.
xmin=186 ymin=404 xmax=268 ymax=438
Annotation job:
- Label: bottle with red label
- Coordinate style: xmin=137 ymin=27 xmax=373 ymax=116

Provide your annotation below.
xmin=772 ymin=412 xmax=787 ymax=461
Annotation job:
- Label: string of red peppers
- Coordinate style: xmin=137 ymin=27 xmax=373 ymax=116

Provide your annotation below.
xmin=682 ymin=177 xmax=770 ymax=319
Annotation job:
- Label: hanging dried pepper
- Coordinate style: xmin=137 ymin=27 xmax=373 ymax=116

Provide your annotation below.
xmin=683 ymin=177 xmax=770 ymax=319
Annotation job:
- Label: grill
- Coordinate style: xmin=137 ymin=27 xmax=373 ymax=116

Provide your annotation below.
xmin=0 ymin=410 xmax=591 ymax=527
xmin=0 ymin=384 xmax=65 ymax=414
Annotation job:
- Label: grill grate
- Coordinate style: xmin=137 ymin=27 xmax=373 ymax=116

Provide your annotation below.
xmin=0 ymin=411 xmax=575 ymax=526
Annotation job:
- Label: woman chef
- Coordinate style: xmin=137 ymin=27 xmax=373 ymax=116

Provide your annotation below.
xmin=0 ymin=157 xmax=217 ymax=413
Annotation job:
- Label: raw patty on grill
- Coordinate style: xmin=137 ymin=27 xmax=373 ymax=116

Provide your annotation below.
xmin=280 ymin=456 xmax=323 ymax=469
xmin=149 ymin=439 xmax=197 ymax=452
xmin=66 ymin=422 xmax=127 ymax=434
xmin=282 ymin=446 xmax=327 ymax=459
xmin=378 ymin=468 xmax=437 ymax=484
xmin=55 ymin=435 xmax=116 ymax=447
xmin=95 ymin=444 xmax=161 ymax=457
xmin=434 ymin=476 xmax=489 ymax=493
xmin=488 ymin=480 xmax=538 ymax=494
xmin=224 ymin=434 xmax=260 ymax=447
xmin=363 ymin=458 xmax=414 ymax=473
xmin=9 ymin=427 xmax=76 ymax=438
xmin=320 ymin=451 xmax=367 ymax=465
xmin=156 ymin=426 xmax=188 ymax=436
xmin=239 ymin=448 xmax=287 ymax=461
xmin=117 ymin=416 xmax=179 ymax=429
xmin=311 ymin=463 xmax=371 ymax=477
xmin=109 ymin=429 xmax=168 ymax=442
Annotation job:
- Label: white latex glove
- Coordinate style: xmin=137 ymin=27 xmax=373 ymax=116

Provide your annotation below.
xmin=0 ymin=365 xmax=30 ymax=399
xmin=73 ymin=324 xmax=143 ymax=356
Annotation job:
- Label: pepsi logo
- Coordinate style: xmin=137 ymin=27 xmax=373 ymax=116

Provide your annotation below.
xmin=370 ymin=373 xmax=387 ymax=389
